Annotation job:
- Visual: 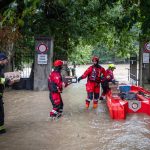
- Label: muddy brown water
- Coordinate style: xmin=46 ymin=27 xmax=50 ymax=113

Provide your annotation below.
xmin=0 ymin=64 xmax=150 ymax=150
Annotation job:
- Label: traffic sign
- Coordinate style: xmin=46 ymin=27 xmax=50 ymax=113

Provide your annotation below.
xmin=37 ymin=54 xmax=48 ymax=64
xmin=36 ymin=43 xmax=48 ymax=53
xmin=144 ymin=42 xmax=150 ymax=52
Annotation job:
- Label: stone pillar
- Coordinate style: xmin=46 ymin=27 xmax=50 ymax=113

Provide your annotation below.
xmin=34 ymin=36 xmax=53 ymax=91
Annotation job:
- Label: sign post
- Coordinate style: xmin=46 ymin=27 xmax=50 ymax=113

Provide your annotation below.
xmin=34 ymin=36 xmax=53 ymax=90
xmin=141 ymin=41 xmax=150 ymax=85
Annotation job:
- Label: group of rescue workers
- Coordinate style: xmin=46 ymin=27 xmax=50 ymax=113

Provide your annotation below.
xmin=0 ymin=54 xmax=116 ymax=134
xmin=48 ymin=56 xmax=116 ymax=119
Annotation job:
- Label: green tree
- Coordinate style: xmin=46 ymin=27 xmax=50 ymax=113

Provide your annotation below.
xmin=0 ymin=0 xmax=149 ymax=66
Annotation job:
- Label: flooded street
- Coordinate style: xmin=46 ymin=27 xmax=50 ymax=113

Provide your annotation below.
xmin=0 ymin=64 xmax=150 ymax=150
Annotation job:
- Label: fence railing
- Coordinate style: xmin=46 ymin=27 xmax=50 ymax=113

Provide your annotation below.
xmin=13 ymin=52 xmax=34 ymax=78
xmin=127 ymin=68 xmax=139 ymax=85
xmin=12 ymin=52 xmax=34 ymax=90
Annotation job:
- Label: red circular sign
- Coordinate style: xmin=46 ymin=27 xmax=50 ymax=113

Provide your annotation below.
xmin=37 ymin=43 xmax=48 ymax=53
xmin=144 ymin=42 xmax=150 ymax=52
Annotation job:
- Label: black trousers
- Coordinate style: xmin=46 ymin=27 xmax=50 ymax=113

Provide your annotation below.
xmin=87 ymin=92 xmax=99 ymax=100
xmin=0 ymin=97 xmax=4 ymax=126
xmin=101 ymin=80 xmax=109 ymax=95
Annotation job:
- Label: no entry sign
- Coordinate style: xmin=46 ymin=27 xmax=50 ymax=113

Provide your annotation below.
xmin=144 ymin=42 xmax=150 ymax=53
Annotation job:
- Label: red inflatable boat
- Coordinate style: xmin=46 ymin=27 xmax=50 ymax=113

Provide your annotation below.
xmin=106 ymin=84 xmax=150 ymax=120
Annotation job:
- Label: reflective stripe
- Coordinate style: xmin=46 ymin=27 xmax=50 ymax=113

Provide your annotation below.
xmin=52 ymin=110 xmax=58 ymax=114
xmin=0 ymin=78 xmax=6 ymax=84
xmin=0 ymin=125 xmax=5 ymax=130
xmin=102 ymin=96 xmax=106 ymax=99
xmin=86 ymin=99 xmax=91 ymax=102
xmin=93 ymin=99 xmax=98 ymax=102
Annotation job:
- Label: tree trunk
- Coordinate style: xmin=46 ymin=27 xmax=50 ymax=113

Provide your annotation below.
xmin=2 ymin=41 xmax=14 ymax=72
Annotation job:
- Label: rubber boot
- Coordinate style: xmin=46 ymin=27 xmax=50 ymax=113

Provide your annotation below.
xmin=85 ymin=100 xmax=90 ymax=109
xmin=58 ymin=109 xmax=63 ymax=116
xmin=50 ymin=109 xmax=58 ymax=119
xmin=99 ymin=95 xmax=106 ymax=101
xmin=93 ymin=100 xmax=98 ymax=109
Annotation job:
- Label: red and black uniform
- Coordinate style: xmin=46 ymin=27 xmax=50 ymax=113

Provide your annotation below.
xmin=48 ymin=67 xmax=63 ymax=117
xmin=79 ymin=64 xmax=106 ymax=108
xmin=105 ymin=69 xmax=114 ymax=82
xmin=101 ymin=69 xmax=115 ymax=97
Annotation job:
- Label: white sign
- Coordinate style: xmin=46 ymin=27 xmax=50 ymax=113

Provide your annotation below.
xmin=143 ymin=53 xmax=149 ymax=63
xmin=37 ymin=54 xmax=48 ymax=64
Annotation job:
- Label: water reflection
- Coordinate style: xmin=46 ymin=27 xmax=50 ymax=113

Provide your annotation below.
xmin=1 ymin=64 xmax=150 ymax=150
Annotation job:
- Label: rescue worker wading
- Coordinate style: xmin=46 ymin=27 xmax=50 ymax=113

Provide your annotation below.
xmin=48 ymin=60 xmax=64 ymax=118
xmin=78 ymin=56 xmax=106 ymax=109
xmin=0 ymin=53 xmax=13 ymax=134
xmin=100 ymin=64 xmax=116 ymax=100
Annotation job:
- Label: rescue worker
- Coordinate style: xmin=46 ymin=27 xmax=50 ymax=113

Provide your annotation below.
xmin=0 ymin=53 xmax=13 ymax=134
xmin=78 ymin=56 xmax=106 ymax=109
xmin=100 ymin=64 xmax=116 ymax=100
xmin=48 ymin=60 xmax=64 ymax=118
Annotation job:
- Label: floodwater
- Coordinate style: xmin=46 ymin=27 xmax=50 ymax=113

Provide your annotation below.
xmin=0 ymin=64 xmax=150 ymax=150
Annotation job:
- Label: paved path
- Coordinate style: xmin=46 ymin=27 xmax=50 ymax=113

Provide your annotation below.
xmin=1 ymin=88 xmax=150 ymax=150
xmin=0 ymin=64 xmax=150 ymax=150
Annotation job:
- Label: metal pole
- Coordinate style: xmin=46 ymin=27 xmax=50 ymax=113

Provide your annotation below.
xmin=139 ymin=37 xmax=143 ymax=86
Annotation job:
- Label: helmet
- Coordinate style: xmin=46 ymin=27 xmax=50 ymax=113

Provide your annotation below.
xmin=92 ymin=56 xmax=99 ymax=62
xmin=0 ymin=53 xmax=8 ymax=61
xmin=108 ymin=64 xmax=116 ymax=69
xmin=54 ymin=60 xmax=63 ymax=67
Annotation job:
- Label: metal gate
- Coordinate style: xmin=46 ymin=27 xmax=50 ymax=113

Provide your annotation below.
xmin=12 ymin=51 xmax=34 ymax=90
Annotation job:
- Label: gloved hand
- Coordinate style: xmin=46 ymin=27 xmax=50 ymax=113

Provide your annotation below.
xmin=106 ymin=75 xmax=110 ymax=80
xmin=64 ymin=82 xmax=68 ymax=87
xmin=78 ymin=76 xmax=82 ymax=83
xmin=112 ymin=79 xmax=116 ymax=85
xmin=58 ymin=88 xmax=62 ymax=93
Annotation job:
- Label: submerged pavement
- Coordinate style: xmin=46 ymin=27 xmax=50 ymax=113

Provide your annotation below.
xmin=0 ymin=64 xmax=150 ymax=150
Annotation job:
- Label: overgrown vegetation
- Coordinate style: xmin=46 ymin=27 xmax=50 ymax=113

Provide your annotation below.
xmin=0 ymin=0 xmax=149 ymax=65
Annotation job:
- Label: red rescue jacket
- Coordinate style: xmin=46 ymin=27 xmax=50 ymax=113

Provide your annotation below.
xmin=48 ymin=70 xmax=63 ymax=92
xmin=105 ymin=69 xmax=114 ymax=82
xmin=81 ymin=65 xmax=106 ymax=83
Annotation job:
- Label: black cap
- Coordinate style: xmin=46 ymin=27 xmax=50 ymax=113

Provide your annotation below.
xmin=0 ymin=53 xmax=8 ymax=61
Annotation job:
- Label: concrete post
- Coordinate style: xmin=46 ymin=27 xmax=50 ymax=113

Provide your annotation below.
xmin=34 ymin=36 xmax=53 ymax=91
xmin=142 ymin=40 xmax=150 ymax=84
xmin=139 ymin=40 xmax=150 ymax=86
